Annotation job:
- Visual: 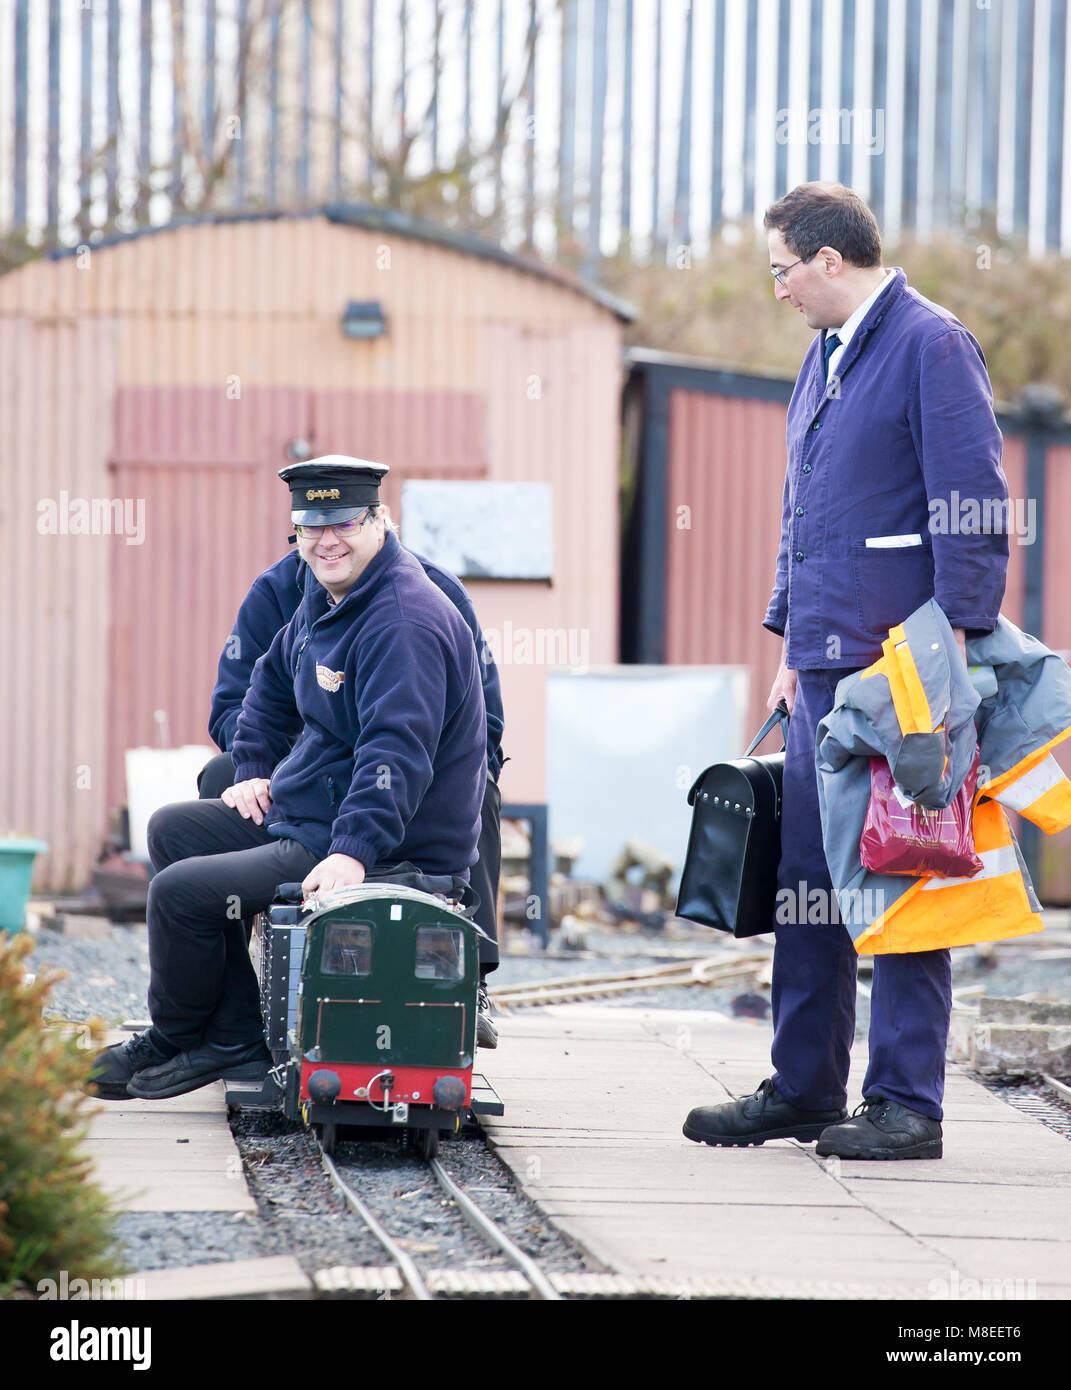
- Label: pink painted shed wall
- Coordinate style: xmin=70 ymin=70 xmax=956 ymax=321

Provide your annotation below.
xmin=660 ymin=389 xmax=1047 ymax=762
xmin=0 ymin=215 xmax=625 ymax=889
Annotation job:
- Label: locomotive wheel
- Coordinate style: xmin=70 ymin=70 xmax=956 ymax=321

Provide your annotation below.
xmin=413 ymin=1126 xmax=439 ymax=1161
xmin=319 ymin=1122 xmax=337 ymax=1156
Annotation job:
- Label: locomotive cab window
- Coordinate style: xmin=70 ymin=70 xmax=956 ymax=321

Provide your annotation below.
xmin=414 ymin=926 xmax=464 ymax=981
xmin=321 ymin=922 xmax=373 ymax=976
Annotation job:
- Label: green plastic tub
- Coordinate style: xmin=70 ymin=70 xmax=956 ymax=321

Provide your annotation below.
xmin=0 ymin=838 xmax=49 ymax=932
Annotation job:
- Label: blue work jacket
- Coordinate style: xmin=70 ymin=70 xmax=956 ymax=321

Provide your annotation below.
xmin=764 ymin=269 xmax=1009 ymax=669
xmin=210 ymin=547 xmax=505 ymax=780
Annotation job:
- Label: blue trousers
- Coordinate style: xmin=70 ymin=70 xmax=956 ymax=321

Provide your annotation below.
xmin=770 ymin=669 xmax=952 ymax=1122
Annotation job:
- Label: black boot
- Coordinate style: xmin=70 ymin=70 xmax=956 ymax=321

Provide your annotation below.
xmin=684 ymin=1077 xmax=847 ymax=1146
xmin=126 ymin=1038 xmax=271 ymax=1100
xmin=476 ymin=980 xmax=498 ymax=1049
xmin=88 ymin=1031 xmax=176 ymax=1100
xmin=815 ymin=1097 xmax=943 ymax=1160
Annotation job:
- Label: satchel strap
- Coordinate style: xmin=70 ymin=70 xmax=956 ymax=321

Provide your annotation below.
xmin=745 ymin=699 xmax=790 ymax=757
xmin=687 ymin=700 xmax=790 ymax=805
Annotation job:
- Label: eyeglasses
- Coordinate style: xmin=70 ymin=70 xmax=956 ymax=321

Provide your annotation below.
xmin=772 ymin=254 xmax=814 ymax=286
xmin=293 ymin=508 xmax=374 ymax=539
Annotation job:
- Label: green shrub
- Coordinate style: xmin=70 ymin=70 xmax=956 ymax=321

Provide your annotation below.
xmin=0 ymin=934 xmax=123 ymax=1298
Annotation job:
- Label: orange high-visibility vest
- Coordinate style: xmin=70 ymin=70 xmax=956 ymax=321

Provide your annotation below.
xmin=816 ymin=601 xmax=1071 ymax=954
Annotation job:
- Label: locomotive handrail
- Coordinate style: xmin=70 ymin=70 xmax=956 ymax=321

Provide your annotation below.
xmin=302 ymin=883 xmax=471 ymax=915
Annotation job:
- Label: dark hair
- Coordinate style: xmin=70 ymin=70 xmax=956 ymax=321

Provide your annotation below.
xmin=763 ymin=182 xmax=882 ymax=267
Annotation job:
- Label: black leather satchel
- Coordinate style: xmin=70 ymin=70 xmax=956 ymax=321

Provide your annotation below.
xmin=675 ymin=701 xmax=790 ymax=937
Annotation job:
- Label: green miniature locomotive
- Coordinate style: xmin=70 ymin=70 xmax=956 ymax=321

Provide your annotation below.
xmin=235 ymin=883 xmax=502 ymax=1158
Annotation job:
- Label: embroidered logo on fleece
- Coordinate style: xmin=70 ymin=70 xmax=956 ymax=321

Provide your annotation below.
xmin=316 ymin=664 xmax=345 ymax=693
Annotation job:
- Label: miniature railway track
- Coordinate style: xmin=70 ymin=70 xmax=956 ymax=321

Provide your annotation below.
xmin=487 ymin=953 xmax=771 ymax=1010
xmin=317 ymin=1135 xmax=562 ymax=1300
xmin=427 ymin=1155 xmax=561 ymax=1299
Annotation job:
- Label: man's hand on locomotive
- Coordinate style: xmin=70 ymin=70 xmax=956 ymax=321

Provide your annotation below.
xmin=222 ymin=778 xmax=273 ymax=824
xmin=302 ymin=853 xmax=366 ymax=896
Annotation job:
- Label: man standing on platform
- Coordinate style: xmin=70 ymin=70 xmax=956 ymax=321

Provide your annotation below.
xmin=683 ymin=183 xmax=1009 ymax=1159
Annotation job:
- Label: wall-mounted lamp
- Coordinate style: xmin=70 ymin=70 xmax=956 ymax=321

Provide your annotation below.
xmin=285 ymin=437 xmax=314 ymax=463
xmin=341 ymin=300 xmax=387 ymax=340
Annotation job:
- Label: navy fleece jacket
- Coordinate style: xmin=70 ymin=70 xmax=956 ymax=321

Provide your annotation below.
xmin=210 ymin=548 xmax=505 ymax=779
xmin=208 ymin=553 xmax=307 ymax=751
xmin=230 ymin=532 xmax=486 ymax=875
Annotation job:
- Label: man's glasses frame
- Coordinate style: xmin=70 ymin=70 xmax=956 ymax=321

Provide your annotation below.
xmin=772 ymin=253 xmax=817 ymax=286
xmin=293 ymin=507 xmax=376 ymax=539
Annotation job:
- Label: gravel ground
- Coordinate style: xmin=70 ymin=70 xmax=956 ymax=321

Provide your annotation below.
xmin=112 ymin=1110 xmax=593 ymax=1280
xmin=981 ymin=1078 xmax=1071 ymax=1142
xmin=25 ymin=918 xmax=597 ymax=1283
xmin=325 ymin=1125 xmax=592 ymax=1277
xmin=113 ymin=1211 xmax=266 ymax=1273
xmin=24 ymin=912 xmax=1071 ymax=1282
xmin=28 ymin=923 xmax=152 ymax=1026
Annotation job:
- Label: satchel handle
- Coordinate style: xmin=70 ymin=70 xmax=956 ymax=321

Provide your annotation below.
xmin=745 ymin=699 xmax=790 ymax=756
xmin=685 ymin=699 xmax=790 ymax=806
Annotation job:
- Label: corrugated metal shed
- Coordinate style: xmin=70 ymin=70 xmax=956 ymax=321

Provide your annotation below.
xmin=0 ymin=208 xmax=628 ymax=891
xmin=622 ymin=349 xmax=1071 ymax=898
xmin=663 ymin=385 xmax=789 ymax=746
xmin=0 ymin=316 xmax=119 ymax=890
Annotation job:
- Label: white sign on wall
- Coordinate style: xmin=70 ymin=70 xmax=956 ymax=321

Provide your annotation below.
xmin=547 ymin=666 xmax=750 ymax=889
xmin=401 ymin=481 xmax=553 ymax=579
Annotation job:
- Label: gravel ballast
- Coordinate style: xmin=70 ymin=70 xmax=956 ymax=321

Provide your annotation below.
xmin=24 ymin=913 xmax=1071 ymax=1284
xmin=26 ymin=919 xmax=596 ymax=1284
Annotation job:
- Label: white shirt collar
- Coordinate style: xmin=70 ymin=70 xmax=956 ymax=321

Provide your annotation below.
xmin=828 ymin=269 xmax=894 ymax=351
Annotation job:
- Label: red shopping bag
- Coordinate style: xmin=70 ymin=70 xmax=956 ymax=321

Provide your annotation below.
xmin=859 ymin=747 xmax=983 ymax=878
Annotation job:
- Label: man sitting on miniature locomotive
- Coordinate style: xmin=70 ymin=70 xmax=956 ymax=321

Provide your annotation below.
xmin=90 ymin=457 xmax=487 ymax=1100
xmin=196 ymin=504 xmax=505 ymax=1048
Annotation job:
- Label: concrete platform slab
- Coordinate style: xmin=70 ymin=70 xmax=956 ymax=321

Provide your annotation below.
xmin=837 ymin=1178 xmax=1071 ymax=1240
xmin=86 ymin=1048 xmax=254 ymax=1214
xmin=922 ymin=1236 xmax=1071 ymax=1289
xmin=481 ymin=1004 xmax=1071 ymax=1299
xmin=132 ymin=1256 xmax=312 ymax=1300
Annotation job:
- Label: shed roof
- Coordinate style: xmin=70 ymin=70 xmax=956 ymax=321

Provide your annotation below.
xmin=45 ymin=203 xmax=637 ymax=323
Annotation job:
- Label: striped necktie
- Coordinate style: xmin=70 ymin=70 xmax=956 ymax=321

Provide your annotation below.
xmin=823 ymin=333 xmax=842 ymax=383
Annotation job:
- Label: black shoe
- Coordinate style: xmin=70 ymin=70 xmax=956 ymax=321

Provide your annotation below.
xmin=683 ymin=1078 xmax=847 ymax=1147
xmin=477 ymin=980 xmax=498 ymax=1050
xmin=815 ymin=1097 xmax=943 ymax=1160
xmin=88 ymin=1031 xmax=175 ymax=1100
xmin=126 ymin=1038 xmax=271 ymax=1100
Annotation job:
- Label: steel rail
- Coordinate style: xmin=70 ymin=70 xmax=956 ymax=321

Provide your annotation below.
xmin=318 ymin=1145 xmax=433 ymax=1301
xmin=428 ymin=1156 xmax=561 ymax=1301
xmin=491 ymin=955 xmax=738 ymax=994
xmin=489 ymin=954 xmax=769 ymax=1009
xmin=1041 ymin=1073 xmax=1071 ymax=1106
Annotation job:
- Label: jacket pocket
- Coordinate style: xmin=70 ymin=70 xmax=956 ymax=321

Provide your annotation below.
xmin=851 ymin=539 xmax=936 ymax=636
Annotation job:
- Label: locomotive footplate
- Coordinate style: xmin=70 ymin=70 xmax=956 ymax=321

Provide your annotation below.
xmin=224 ymin=1069 xmax=287 ymax=1110
xmin=468 ymin=1073 xmax=504 ymax=1117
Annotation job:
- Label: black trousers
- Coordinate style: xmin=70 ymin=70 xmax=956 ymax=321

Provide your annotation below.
xmin=197 ymin=751 xmax=503 ymax=970
xmin=471 ymin=778 xmax=502 ymax=972
xmin=146 ymin=799 xmax=318 ymax=1050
